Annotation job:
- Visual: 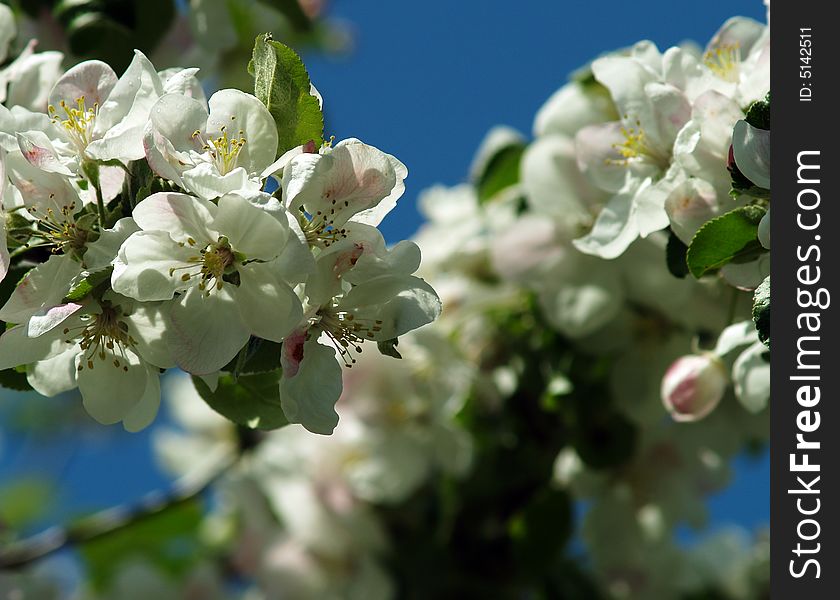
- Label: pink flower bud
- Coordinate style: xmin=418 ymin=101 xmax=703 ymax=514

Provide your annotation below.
xmin=661 ymin=354 xmax=728 ymax=422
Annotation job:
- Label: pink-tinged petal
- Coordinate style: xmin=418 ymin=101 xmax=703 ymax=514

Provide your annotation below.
xmin=27 ymin=302 xmax=84 ymax=337
xmin=0 ymin=255 xmax=79 ymax=324
xmin=661 ymin=354 xmax=728 ymax=422
xmin=5 ymin=150 xmax=80 ymax=217
xmin=49 ymin=60 xmax=118 ymax=111
xmin=575 ymin=122 xmax=630 ymax=194
xmin=665 ymin=178 xmax=720 ymax=244
xmin=279 ymin=339 xmax=341 ymax=435
xmin=280 ymin=328 xmax=307 ymax=378
xmin=132 ymin=192 xmax=217 ymax=243
xmin=16 ymin=132 xmax=73 ymax=176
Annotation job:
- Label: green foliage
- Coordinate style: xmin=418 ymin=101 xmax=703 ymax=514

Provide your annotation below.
xmin=476 ymin=143 xmax=525 ymax=203
xmin=251 ymin=33 xmax=324 ymax=157
xmin=64 ymin=267 xmax=113 ymax=302
xmin=753 ymin=276 xmax=770 ymax=348
xmin=686 ymin=205 xmax=766 ymax=278
xmin=53 ymin=0 xmax=176 ymax=72
xmin=80 ymin=499 xmax=204 ymax=592
xmin=192 ymin=370 xmax=290 ymax=430
xmin=665 ymin=230 xmax=689 ymax=279
xmin=0 ymin=368 xmax=32 ymax=392
xmin=745 ymin=93 xmax=770 ymax=130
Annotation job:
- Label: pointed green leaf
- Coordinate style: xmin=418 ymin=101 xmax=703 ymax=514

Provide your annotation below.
xmin=192 ymin=370 xmax=289 ymax=430
xmin=686 ymin=205 xmax=766 ymax=278
xmin=251 ymin=33 xmax=324 ymax=156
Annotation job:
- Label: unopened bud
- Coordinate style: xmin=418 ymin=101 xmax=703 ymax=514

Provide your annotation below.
xmin=661 ymin=353 xmax=728 ymax=422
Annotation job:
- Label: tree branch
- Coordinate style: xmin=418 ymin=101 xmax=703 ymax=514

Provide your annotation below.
xmin=0 ymin=448 xmax=238 ymax=570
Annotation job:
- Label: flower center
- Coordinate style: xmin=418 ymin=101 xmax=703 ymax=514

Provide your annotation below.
xmin=64 ymin=305 xmax=137 ymax=372
xmin=48 ymin=96 xmax=98 ymax=155
xmin=23 ymin=198 xmax=87 ymax=255
xmin=316 ymin=307 xmax=383 ymax=367
xmin=703 ymin=43 xmax=741 ymax=83
xmin=299 ymin=210 xmax=348 ymax=248
xmin=608 ymin=118 xmax=670 ymax=170
xmin=192 ymin=127 xmax=246 ymax=176
xmin=170 ymin=237 xmax=238 ymax=296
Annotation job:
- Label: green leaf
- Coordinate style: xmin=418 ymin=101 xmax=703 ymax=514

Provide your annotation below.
xmin=745 ymin=92 xmax=770 ymax=130
xmin=64 ymin=267 xmax=113 ymax=302
xmin=251 ymin=33 xmax=324 ymax=157
xmin=753 ymin=276 xmax=770 ymax=348
xmin=376 ymin=338 xmax=402 ymax=359
xmin=686 ymin=205 xmax=766 ymax=278
xmin=0 ymin=368 xmax=32 ymax=392
xmin=476 ymin=143 xmax=525 ymax=203
xmin=192 ymin=370 xmax=289 ymax=430
xmin=80 ymin=499 xmax=204 ymax=592
xmin=665 ymin=230 xmax=689 ymax=278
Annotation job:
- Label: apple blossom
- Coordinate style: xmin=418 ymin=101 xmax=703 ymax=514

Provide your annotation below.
xmin=112 ymin=191 xmax=303 ymax=374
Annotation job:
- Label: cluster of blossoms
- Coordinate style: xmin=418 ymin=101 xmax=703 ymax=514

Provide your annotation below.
xmin=1 ymin=4 xmax=772 ymax=600
xmin=0 ymin=15 xmax=439 ymax=435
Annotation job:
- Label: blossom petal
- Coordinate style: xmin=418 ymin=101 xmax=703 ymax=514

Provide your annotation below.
xmin=122 ymin=366 xmax=162 ymax=432
xmin=49 ymin=59 xmax=118 ymax=111
xmin=279 ymin=339 xmax=341 ymax=435
xmin=77 ymin=348 xmax=148 ymax=425
xmin=732 ymin=341 xmax=770 ymax=413
xmin=0 ymin=324 xmax=65 ymax=370
xmin=27 ymin=345 xmax=79 ymax=396
xmin=83 ymin=217 xmax=141 ymax=273
xmin=234 ymin=266 xmax=302 ymax=343
xmin=207 ymin=89 xmax=277 ymax=175
xmin=165 ymin=286 xmax=251 ymax=375
xmin=732 ymin=120 xmax=770 ymax=190
xmin=212 ymin=193 xmax=289 ymax=259
xmin=27 ymin=302 xmax=84 ymax=338
xmin=131 ymin=191 xmax=217 ymax=243
xmin=338 ymin=275 xmax=442 ymax=341
xmin=124 ymin=303 xmax=175 ymax=369
xmin=181 ymin=163 xmax=259 ymax=200
xmin=0 ymin=254 xmax=79 ymax=324
xmin=112 ymin=230 xmax=199 ymax=301
xmin=572 ymin=188 xmax=640 ymax=259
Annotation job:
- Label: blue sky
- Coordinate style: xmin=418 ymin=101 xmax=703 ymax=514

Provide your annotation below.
xmin=303 ymin=0 xmax=767 ymax=242
xmin=0 ymin=0 xmax=769 ymax=556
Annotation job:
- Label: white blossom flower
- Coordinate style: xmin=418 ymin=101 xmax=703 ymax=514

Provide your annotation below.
xmin=112 ymin=191 xmax=303 ymax=374
xmin=281 ymin=138 xmax=408 ymax=245
xmin=0 ymin=255 xmax=171 ymax=430
xmin=144 ymin=89 xmax=278 ymax=199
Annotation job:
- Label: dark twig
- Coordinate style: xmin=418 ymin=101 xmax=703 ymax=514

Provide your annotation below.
xmin=0 ymin=449 xmax=238 ymax=570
